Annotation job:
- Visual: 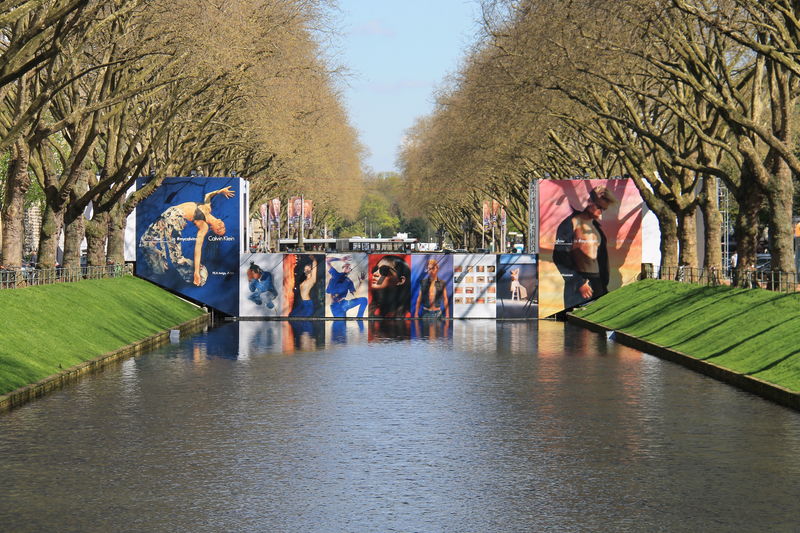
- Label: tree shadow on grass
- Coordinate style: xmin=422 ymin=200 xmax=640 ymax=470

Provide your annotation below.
xmin=657 ymin=297 xmax=799 ymax=358
xmin=616 ymin=286 xmax=743 ymax=338
xmin=658 ymin=291 xmax=800 ymax=352
xmin=747 ymin=348 xmax=800 ymax=376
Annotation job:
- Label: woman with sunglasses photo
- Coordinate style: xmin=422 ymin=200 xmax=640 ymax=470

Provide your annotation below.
xmin=369 ymin=255 xmax=411 ymax=318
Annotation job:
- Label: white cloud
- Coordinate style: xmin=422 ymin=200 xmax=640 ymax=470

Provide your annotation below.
xmin=354 ymin=19 xmax=396 ymax=37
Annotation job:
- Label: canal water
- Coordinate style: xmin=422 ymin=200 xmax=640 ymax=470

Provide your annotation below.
xmin=1 ymin=320 xmax=799 ymax=532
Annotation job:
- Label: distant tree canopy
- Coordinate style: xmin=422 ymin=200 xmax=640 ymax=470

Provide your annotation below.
xmin=399 ymin=0 xmax=800 ymax=281
xmin=335 ymin=172 xmax=432 ymax=240
xmin=0 ymin=0 xmax=365 ymax=268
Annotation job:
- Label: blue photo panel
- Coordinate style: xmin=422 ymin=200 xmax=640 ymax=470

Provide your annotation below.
xmin=410 ymin=254 xmax=453 ymax=319
xmin=497 ymin=254 xmax=537 ymax=318
xmin=324 ymin=253 xmax=369 ymax=318
xmin=136 ymin=176 xmax=241 ymax=315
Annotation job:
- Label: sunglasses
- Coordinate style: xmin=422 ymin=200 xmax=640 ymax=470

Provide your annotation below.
xmin=372 ymin=265 xmax=396 ymax=277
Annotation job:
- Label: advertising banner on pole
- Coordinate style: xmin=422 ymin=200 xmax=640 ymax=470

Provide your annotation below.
xmin=288 ymin=196 xmax=302 ymax=228
xmin=268 ymin=198 xmax=281 ymax=227
xmin=303 ymin=198 xmax=313 ymax=228
xmin=259 ymin=203 xmax=268 ymax=232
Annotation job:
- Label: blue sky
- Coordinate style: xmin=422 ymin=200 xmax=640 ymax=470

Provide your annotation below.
xmin=335 ymin=0 xmax=480 ymax=173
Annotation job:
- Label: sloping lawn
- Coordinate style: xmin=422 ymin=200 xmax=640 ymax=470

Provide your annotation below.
xmin=572 ymin=279 xmax=800 ymax=392
xmin=0 ymin=276 xmax=205 ymax=395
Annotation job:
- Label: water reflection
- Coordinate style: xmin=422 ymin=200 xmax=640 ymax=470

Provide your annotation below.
xmin=1 ymin=320 xmax=800 ymax=532
xmin=226 ymin=319 xmax=458 ymax=358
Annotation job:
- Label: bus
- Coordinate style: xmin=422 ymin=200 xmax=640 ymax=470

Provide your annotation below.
xmin=276 ymin=236 xmax=419 ymax=253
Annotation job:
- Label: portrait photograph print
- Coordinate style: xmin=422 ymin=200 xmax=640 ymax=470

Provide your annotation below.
xmin=239 ymin=253 xmax=283 ymax=317
xmin=368 ymin=254 xmax=412 ymax=318
xmin=537 ymin=179 xmax=643 ymax=318
xmin=283 ymin=253 xmax=325 ymax=318
xmin=325 ymin=253 xmax=369 ymax=318
xmin=410 ymin=254 xmax=453 ymax=319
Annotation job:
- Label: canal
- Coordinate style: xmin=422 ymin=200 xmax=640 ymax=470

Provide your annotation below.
xmin=1 ymin=320 xmax=799 ymax=532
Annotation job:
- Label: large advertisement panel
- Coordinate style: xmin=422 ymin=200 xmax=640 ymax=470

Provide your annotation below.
xmin=452 ymin=254 xmax=497 ymax=318
xmin=410 ymin=254 xmax=453 ymax=319
xmin=283 ymin=253 xmax=325 ymax=317
xmin=324 ymin=253 xmax=369 ymax=318
xmin=497 ymin=254 xmax=537 ymax=319
xmin=538 ymin=179 xmax=643 ymax=318
xmin=240 ymin=253 xmax=283 ymax=317
xmin=136 ymin=177 xmax=241 ymax=316
xmin=368 ymin=254 xmax=412 ymax=318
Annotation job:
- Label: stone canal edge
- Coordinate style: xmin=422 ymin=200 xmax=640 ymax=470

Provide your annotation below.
xmin=566 ymin=313 xmax=800 ymax=412
xmin=0 ymin=313 xmax=211 ymax=413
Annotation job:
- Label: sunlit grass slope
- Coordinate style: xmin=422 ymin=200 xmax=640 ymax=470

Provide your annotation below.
xmin=0 ymin=276 xmax=205 ymax=395
xmin=572 ymin=279 xmax=800 ymax=392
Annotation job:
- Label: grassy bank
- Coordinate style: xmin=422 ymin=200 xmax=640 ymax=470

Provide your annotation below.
xmin=572 ymin=279 xmax=800 ymax=392
xmin=0 ymin=276 xmax=206 ymax=395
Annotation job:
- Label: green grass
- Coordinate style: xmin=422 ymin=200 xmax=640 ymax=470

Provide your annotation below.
xmin=572 ymin=279 xmax=800 ymax=392
xmin=0 ymin=276 xmax=206 ymax=395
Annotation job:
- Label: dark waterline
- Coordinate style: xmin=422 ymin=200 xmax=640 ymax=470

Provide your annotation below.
xmin=1 ymin=321 xmax=799 ymax=532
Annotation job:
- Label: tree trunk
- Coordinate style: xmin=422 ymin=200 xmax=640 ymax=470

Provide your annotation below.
xmin=765 ymin=157 xmax=795 ymax=272
xmin=733 ymin=179 xmax=763 ymax=284
xmin=62 ymin=210 xmax=85 ymax=269
xmin=656 ymin=211 xmax=678 ymax=269
xmin=106 ymin=202 xmax=127 ymax=265
xmin=37 ymin=204 xmax=64 ymax=268
xmin=62 ymin=173 xmax=89 ymax=269
xmin=701 ymin=176 xmax=723 ymax=271
xmin=1 ymin=140 xmax=30 ymax=267
xmin=84 ymin=209 xmax=108 ymax=267
xmin=677 ymin=208 xmax=698 ymax=268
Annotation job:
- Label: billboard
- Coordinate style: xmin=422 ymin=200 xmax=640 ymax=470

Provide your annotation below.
xmin=410 ymin=254 xmax=453 ymax=319
xmin=538 ymin=179 xmax=643 ymax=318
xmin=324 ymin=253 xmax=369 ymax=318
xmin=136 ymin=176 xmax=242 ymax=316
xmin=225 ymin=252 xmax=537 ymax=320
xmin=282 ymin=253 xmax=325 ymax=318
xmin=239 ymin=253 xmax=283 ymax=317
xmin=452 ymin=254 xmax=497 ymax=318
xmin=496 ymin=254 xmax=537 ymax=318
xmin=368 ymin=254 xmax=412 ymax=318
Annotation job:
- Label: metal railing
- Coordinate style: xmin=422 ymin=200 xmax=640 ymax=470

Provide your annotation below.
xmin=644 ymin=265 xmax=799 ymax=293
xmin=0 ymin=263 xmax=132 ymax=289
